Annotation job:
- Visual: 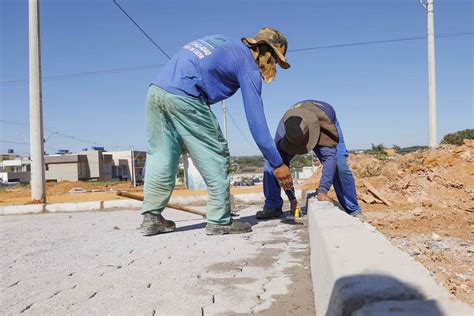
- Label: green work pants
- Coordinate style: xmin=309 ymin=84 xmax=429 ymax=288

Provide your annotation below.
xmin=142 ymin=85 xmax=231 ymax=225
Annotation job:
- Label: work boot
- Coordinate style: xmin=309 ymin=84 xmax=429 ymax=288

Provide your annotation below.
xmin=255 ymin=207 xmax=283 ymax=220
xmin=205 ymin=221 xmax=252 ymax=235
xmin=351 ymin=210 xmax=367 ymax=222
xmin=140 ymin=213 xmax=176 ymax=236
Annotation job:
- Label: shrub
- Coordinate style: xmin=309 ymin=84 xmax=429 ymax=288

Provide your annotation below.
xmin=441 ymin=129 xmax=474 ymax=146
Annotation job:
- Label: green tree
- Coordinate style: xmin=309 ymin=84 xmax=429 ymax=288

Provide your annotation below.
xmin=290 ymin=154 xmax=313 ymax=173
xmin=441 ymin=129 xmax=474 ymax=146
xmin=371 ymin=143 xmax=385 ymax=152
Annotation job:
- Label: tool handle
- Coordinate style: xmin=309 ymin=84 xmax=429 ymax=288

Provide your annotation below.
xmin=116 ymin=191 xmax=206 ymax=218
xmin=284 ymin=188 xmax=297 ymax=201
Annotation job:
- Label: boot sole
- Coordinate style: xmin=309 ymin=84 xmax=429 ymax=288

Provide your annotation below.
xmin=141 ymin=226 xmax=176 ymax=236
xmin=255 ymin=214 xmax=282 ymax=220
xmin=205 ymin=227 xmax=252 ymax=235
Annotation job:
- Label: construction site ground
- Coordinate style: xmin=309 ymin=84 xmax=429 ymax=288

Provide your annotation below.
xmin=1 ymin=140 xmax=473 ymax=307
xmin=0 ymin=205 xmax=314 ymax=315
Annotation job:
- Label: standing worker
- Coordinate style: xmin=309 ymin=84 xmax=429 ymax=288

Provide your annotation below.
xmin=256 ymin=100 xmax=363 ymax=219
xmin=141 ymin=28 xmax=293 ymax=236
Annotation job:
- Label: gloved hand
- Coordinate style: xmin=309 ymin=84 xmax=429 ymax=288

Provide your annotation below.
xmin=273 ymin=164 xmax=293 ymax=190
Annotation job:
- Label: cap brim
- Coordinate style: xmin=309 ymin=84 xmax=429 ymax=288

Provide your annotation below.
xmin=279 ymin=105 xmax=320 ymax=155
xmin=241 ymin=37 xmax=291 ymax=69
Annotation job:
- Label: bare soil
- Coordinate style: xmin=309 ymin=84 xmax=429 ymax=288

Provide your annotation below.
xmin=303 ymin=139 xmax=474 ymax=305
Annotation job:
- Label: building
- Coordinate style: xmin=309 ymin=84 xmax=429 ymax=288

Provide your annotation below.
xmin=107 ymin=150 xmax=146 ymax=184
xmin=296 ymin=166 xmax=315 ymax=179
xmin=183 ymin=155 xmax=206 ymax=189
xmin=45 ymin=149 xmax=115 ymax=182
xmin=0 ymin=154 xmax=31 ymax=184
xmin=45 ymin=154 xmax=89 ymax=182
xmin=78 ymin=149 xmax=112 ymax=182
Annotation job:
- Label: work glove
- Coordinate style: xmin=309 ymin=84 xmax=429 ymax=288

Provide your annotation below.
xmin=273 ymin=164 xmax=293 ymax=190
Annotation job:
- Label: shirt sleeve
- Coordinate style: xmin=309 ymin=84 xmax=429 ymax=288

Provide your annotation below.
xmin=237 ymin=70 xmax=283 ymax=168
xmin=314 ymin=146 xmax=337 ymax=193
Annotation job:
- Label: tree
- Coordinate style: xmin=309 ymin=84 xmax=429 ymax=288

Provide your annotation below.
xmin=441 ymin=129 xmax=474 ymax=146
xmin=371 ymin=143 xmax=385 ymax=152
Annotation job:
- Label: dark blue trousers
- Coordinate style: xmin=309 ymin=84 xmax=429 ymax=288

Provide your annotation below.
xmin=263 ymin=122 xmax=362 ymax=215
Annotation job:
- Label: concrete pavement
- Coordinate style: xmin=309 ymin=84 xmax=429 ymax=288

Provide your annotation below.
xmin=0 ymin=205 xmax=314 ymax=315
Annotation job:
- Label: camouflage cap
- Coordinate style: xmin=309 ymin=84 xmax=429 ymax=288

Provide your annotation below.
xmin=242 ymin=27 xmax=290 ymax=69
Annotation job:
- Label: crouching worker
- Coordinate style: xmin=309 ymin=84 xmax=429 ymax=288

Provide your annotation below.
xmin=256 ymin=100 xmax=363 ymax=219
xmin=141 ymin=28 xmax=294 ymax=236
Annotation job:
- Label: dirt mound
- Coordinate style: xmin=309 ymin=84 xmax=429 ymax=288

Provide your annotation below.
xmin=300 ymin=140 xmax=474 ymax=305
xmin=46 ymin=181 xmax=133 ymax=195
xmin=303 ymin=140 xmax=474 ymax=212
xmin=0 ymin=181 xmax=135 ymax=205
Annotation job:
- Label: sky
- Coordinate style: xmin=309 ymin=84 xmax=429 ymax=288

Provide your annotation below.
xmin=1 ymin=0 xmax=473 ymax=157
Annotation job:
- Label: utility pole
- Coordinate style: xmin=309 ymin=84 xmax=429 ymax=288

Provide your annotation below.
xmin=420 ymin=0 xmax=438 ymax=148
xmin=130 ymin=147 xmax=136 ymax=188
xmin=222 ymin=100 xmax=228 ymax=140
xmin=29 ymin=0 xmax=46 ymax=202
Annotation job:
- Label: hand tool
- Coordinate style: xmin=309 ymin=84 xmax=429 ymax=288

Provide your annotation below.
xmin=116 ymin=191 xmax=206 ymax=218
xmin=285 ymin=187 xmax=302 ymax=218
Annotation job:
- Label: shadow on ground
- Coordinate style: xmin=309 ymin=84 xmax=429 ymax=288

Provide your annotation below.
xmin=326 ymin=274 xmax=444 ymax=316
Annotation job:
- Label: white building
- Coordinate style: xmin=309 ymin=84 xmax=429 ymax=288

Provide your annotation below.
xmin=183 ymin=155 xmax=206 ymax=190
xmin=107 ymin=150 xmax=146 ymax=184
xmin=0 ymin=154 xmax=31 ymax=184
xmin=297 ymin=166 xmax=315 ymax=179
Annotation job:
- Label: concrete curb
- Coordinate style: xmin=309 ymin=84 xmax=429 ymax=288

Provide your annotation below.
xmin=307 ymin=198 xmax=474 ymax=316
xmin=46 ymin=201 xmax=104 ymax=213
xmin=0 ymin=200 xmax=134 ymax=215
xmin=103 ymin=199 xmax=142 ymax=210
xmin=1 ymin=204 xmax=45 ymax=215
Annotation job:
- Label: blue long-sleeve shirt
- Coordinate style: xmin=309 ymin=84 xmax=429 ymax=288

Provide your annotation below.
xmin=152 ymin=34 xmax=283 ymax=168
xmin=275 ymin=100 xmax=341 ymax=193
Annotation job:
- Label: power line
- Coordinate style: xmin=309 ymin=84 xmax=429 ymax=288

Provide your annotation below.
xmin=0 ymin=140 xmax=59 ymax=151
xmin=0 ymin=140 xmax=30 ymax=145
xmin=1 ymin=31 xmax=470 ymax=87
xmin=0 ymin=120 xmax=123 ymax=150
xmin=0 ymin=63 xmax=164 ymax=87
xmin=288 ymin=31 xmax=473 ymax=53
xmin=226 ymin=109 xmax=259 ymax=150
xmin=112 ymin=0 xmax=171 ymax=60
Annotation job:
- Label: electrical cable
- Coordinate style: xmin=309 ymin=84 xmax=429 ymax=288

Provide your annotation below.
xmin=0 ymin=140 xmax=59 ymax=151
xmin=226 ymin=108 xmax=259 ymax=150
xmin=288 ymin=31 xmax=473 ymax=53
xmin=0 ymin=120 xmax=122 ymax=150
xmin=1 ymin=32 xmax=470 ymax=87
xmin=112 ymin=0 xmax=171 ymax=59
xmin=0 ymin=64 xmax=164 ymax=87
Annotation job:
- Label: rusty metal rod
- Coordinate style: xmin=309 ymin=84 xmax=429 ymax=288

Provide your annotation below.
xmin=116 ymin=191 xmax=206 ymax=218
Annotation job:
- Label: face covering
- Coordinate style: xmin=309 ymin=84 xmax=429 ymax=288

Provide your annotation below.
xmin=256 ymin=44 xmax=277 ymax=83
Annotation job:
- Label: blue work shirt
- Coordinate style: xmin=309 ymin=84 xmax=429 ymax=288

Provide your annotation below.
xmin=153 ymin=34 xmax=283 ymax=168
xmin=275 ymin=100 xmax=344 ymax=193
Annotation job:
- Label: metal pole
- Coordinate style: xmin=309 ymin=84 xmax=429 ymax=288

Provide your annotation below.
xmin=426 ymin=0 xmax=438 ymax=147
xmin=29 ymin=0 xmax=46 ymax=202
xmin=131 ymin=147 xmax=136 ymax=188
xmin=222 ymin=100 xmax=228 ymax=140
